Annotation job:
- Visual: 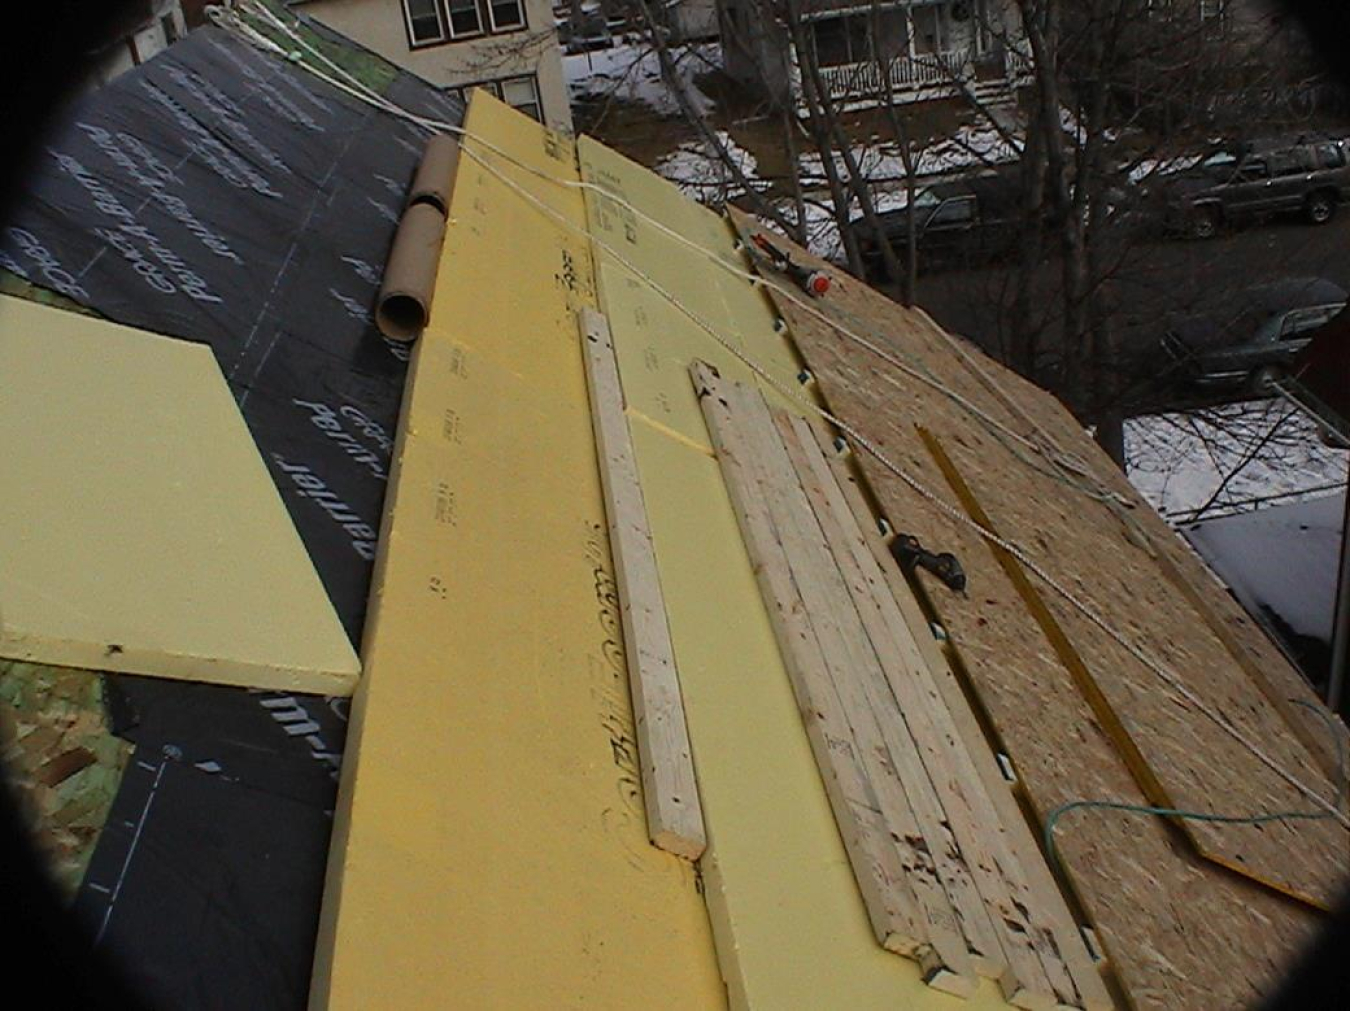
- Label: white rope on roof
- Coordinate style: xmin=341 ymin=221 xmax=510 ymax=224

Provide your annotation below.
xmin=211 ymin=0 xmax=1349 ymax=826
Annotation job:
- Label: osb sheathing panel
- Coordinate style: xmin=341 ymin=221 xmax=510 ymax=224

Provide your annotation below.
xmin=894 ymin=304 xmax=1348 ymax=784
xmin=728 ymin=208 xmax=1346 ymax=1011
xmin=0 ymin=661 xmax=130 ymax=898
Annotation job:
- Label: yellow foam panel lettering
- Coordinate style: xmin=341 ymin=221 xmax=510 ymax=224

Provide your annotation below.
xmin=0 ymin=295 xmax=359 ymax=695
xmin=578 ymin=137 xmax=1019 ymax=1010
xmin=309 ymin=95 xmax=725 ymax=1010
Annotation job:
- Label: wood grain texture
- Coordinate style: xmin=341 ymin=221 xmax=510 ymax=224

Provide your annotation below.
xmin=692 ymin=362 xmax=969 ymax=989
xmin=896 ymin=311 xmax=1348 ymax=787
xmin=580 ymin=308 xmax=706 ymax=860
xmin=818 ymin=443 xmax=1114 ymax=1011
xmin=697 ymin=364 xmax=1120 ymax=1007
xmin=728 ymin=204 xmax=1346 ymax=1011
xmin=781 ymin=413 xmax=1091 ymax=1011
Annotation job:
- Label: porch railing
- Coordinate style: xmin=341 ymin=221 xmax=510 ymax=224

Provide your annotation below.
xmin=1005 ymin=45 xmax=1034 ymax=80
xmin=815 ymin=47 xmax=976 ymax=100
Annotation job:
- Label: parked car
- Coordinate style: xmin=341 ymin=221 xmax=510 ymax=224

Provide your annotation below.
xmin=1160 ymin=277 xmax=1347 ymax=392
xmin=852 ymin=172 xmax=1022 ymax=280
xmin=1163 ymin=135 xmax=1350 ymax=238
xmin=561 ymin=6 xmax=614 ymax=54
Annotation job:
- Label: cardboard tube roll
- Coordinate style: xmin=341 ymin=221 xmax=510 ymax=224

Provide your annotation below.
xmin=376 ymin=202 xmax=448 ymax=342
xmin=406 ymin=135 xmax=460 ymax=215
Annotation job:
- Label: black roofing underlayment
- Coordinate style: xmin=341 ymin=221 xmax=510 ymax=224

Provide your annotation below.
xmin=2 ymin=28 xmax=462 ymax=1009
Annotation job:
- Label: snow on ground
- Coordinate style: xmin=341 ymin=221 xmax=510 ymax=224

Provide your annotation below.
xmin=654 ymin=131 xmax=758 ymax=198
xmin=563 ymin=39 xmax=720 ymax=118
xmin=799 ymin=118 xmax=1021 ymax=189
xmin=793 ymin=188 xmax=915 ymax=264
xmin=1127 ymin=153 xmax=1204 ymax=184
xmin=917 ymin=120 xmax=1023 ymax=176
xmin=1125 ymin=399 xmax=1346 ymax=521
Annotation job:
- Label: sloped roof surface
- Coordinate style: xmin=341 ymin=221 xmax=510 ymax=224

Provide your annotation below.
xmin=1 ymin=28 xmax=459 ymax=1009
xmin=3 ymin=26 xmax=461 ymax=636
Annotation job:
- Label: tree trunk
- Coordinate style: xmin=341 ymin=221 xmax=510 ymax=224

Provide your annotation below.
xmin=634 ymin=0 xmax=795 ymax=234
xmin=785 ymin=0 xmax=902 ymax=283
xmin=873 ymin=1 xmax=920 ymax=305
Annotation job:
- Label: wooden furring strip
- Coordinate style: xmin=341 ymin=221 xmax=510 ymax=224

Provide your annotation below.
xmin=692 ymin=361 xmax=978 ymax=996
xmin=581 ymin=307 xmax=706 ymax=860
xmin=780 ymin=413 xmax=1079 ymax=1011
xmin=817 ymin=438 xmax=1116 ymax=1011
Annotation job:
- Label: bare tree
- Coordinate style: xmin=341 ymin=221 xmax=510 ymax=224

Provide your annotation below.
xmin=611 ymin=0 xmax=1337 ymax=461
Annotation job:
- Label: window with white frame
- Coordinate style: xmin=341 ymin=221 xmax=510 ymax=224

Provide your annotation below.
xmin=451 ymin=75 xmax=542 ymax=123
xmin=489 ymin=0 xmax=526 ymax=32
xmin=447 ymin=0 xmax=483 ymax=37
xmin=402 ymin=0 xmax=528 ymax=47
xmin=499 ymin=75 xmax=541 ymax=121
xmin=405 ymin=0 xmax=448 ymax=44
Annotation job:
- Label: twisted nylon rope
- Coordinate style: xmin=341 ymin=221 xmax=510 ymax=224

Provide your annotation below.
xmin=215 ymin=0 xmax=1348 ymax=826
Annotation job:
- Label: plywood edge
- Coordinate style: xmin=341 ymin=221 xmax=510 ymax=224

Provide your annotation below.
xmin=918 ymin=427 xmax=1342 ymax=911
xmin=580 ymin=307 xmax=706 ymax=860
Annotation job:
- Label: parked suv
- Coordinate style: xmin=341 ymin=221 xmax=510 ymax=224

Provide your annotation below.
xmin=1164 ymin=136 xmax=1350 ymax=238
xmin=853 ymin=172 xmax=1021 ymax=280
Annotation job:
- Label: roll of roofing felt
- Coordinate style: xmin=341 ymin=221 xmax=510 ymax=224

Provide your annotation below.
xmin=376 ymin=201 xmax=447 ymax=342
xmin=406 ymin=134 xmax=461 ymax=214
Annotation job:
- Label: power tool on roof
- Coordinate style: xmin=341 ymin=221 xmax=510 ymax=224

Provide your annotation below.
xmin=890 ymin=533 xmax=967 ymax=594
xmin=750 ymin=232 xmax=832 ymax=298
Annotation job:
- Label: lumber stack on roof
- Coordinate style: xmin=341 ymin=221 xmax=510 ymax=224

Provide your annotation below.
xmin=727 ymin=206 xmax=1349 ymax=1011
xmin=694 ymin=364 xmax=1110 ymax=1010
xmin=574 ymin=135 xmax=1042 ymax=1011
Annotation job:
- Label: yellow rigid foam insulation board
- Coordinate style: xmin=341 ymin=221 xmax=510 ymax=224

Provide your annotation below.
xmin=0 ymin=295 xmax=359 ymax=696
xmin=577 ymin=136 xmax=1025 ymax=1010
xmin=310 ymin=95 xmax=725 ymax=1010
